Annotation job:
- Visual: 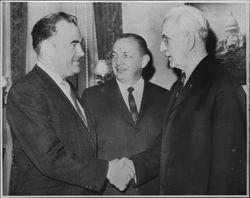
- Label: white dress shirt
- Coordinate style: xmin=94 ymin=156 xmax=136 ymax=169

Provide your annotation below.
xmin=116 ymin=78 xmax=144 ymax=112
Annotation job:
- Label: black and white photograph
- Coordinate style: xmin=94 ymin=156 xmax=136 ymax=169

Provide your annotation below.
xmin=1 ymin=0 xmax=249 ymax=197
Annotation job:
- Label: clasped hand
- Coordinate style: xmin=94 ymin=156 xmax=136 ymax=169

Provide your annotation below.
xmin=107 ymin=157 xmax=135 ymax=191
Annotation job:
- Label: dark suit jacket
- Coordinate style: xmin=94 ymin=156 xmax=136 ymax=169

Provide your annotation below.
xmin=81 ymin=79 xmax=169 ymax=195
xmin=7 ymin=65 xmax=108 ymax=195
xmin=132 ymin=55 xmax=246 ymax=195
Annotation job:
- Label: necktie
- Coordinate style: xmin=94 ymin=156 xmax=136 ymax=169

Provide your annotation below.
xmin=127 ymin=87 xmax=139 ymax=124
xmin=175 ymin=72 xmax=186 ymax=98
xmin=62 ymin=80 xmax=88 ymax=127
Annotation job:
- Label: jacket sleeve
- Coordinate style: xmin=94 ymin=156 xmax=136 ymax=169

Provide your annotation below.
xmin=208 ymin=84 xmax=246 ymax=194
xmin=7 ymin=84 xmax=108 ymax=192
xmin=130 ymin=133 xmax=161 ymax=187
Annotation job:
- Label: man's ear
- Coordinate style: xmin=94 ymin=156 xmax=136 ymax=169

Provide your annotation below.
xmin=141 ymin=54 xmax=150 ymax=68
xmin=40 ymin=40 xmax=55 ymax=57
xmin=186 ymin=31 xmax=195 ymax=51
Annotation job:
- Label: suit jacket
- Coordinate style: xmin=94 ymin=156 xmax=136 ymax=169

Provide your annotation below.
xmin=7 ymin=65 xmax=108 ymax=195
xmin=132 ymin=55 xmax=246 ymax=195
xmin=81 ymin=78 xmax=169 ymax=195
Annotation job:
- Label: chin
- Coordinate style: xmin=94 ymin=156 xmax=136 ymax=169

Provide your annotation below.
xmin=169 ymin=63 xmax=175 ymax=69
xmin=116 ymin=75 xmax=126 ymax=83
xmin=115 ymin=72 xmax=124 ymax=79
xmin=170 ymin=62 xmax=178 ymax=69
xmin=73 ymin=65 xmax=81 ymax=73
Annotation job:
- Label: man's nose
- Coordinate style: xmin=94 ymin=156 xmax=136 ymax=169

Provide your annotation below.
xmin=77 ymin=45 xmax=85 ymax=57
xmin=116 ymin=56 xmax=123 ymax=65
xmin=160 ymin=41 xmax=167 ymax=52
xmin=160 ymin=41 xmax=170 ymax=57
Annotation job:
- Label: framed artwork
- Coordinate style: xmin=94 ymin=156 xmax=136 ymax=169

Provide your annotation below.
xmin=192 ymin=3 xmax=247 ymax=85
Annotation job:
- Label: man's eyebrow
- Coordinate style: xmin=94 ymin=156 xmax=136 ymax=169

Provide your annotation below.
xmin=70 ymin=40 xmax=80 ymax=44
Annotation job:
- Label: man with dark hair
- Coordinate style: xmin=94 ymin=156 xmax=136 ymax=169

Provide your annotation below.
xmin=7 ymin=12 xmax=134 ymax=195
xmin=81 ymin=33 xmax=169 ymax=195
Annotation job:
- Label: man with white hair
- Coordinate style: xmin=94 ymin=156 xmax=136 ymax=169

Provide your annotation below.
xmin=131 ymin=5 xmax=246 ymax=195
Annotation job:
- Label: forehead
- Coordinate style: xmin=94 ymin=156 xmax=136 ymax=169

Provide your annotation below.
xmin=54 ymin=20 xmax=82 ymax=42
xmin=161 ymin=20 xmax=178 ymax=36
xmin=113 ymin=38 xmax=140 ymax=53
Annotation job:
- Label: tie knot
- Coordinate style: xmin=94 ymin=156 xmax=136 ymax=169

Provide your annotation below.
xmin=180 ymin=72 xmax=186 ymax=84
xmin=127 ymin=87 xmax=134 ymax=93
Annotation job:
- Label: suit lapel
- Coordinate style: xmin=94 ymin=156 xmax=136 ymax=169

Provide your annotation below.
xmin=68 ymin=82 xmax=89 ymax=128
xmin=33 ymin=66 xmax=95 ymax=149
xmin=106 ymin=79 xmax=135 ymax=126
xmin=170 ymin=82 xmax=193 ymax=112
xmin=137 ymin=81 xmax=151 ymax=123
xmin=163 ymin=80 xmax=181 ymax=122
xmin=165 ymin=55 xmax=212 ymax=119
xmin=72 ymin=86 xmax=96 ymax=149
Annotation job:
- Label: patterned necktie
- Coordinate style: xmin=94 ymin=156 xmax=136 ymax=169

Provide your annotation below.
xmin=62 ymin=80 xmax=88 ymax=127
xmin=127 ymin=87 xmax=139 ymax=124
xmin=176 ymin=72 xmax=186 ymax=98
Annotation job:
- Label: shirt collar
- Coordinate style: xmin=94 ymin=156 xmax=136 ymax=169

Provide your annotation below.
xmin=37 ymin=61 xmax=64 ymax=84
xmin=116 ymin=78 xmax=144 ymax=92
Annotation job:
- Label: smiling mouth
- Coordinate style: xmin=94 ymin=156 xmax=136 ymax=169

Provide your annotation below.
xmin=166 ymin=56 xmax=174 ymax=68
xmin=167 ymin=56 xmax=173 ymax=62
xmin=73 ymin=59 xmax=81 ymax=64
xmin=116 ymin=67 xmax=127 ymax=73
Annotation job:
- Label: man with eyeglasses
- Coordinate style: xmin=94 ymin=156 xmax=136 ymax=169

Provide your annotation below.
xmin=131 ymin=5 xmax=246 ymax=195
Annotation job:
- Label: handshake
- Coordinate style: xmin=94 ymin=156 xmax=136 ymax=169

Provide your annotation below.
xmin=107 ymin=157 xmax=136 ymax=191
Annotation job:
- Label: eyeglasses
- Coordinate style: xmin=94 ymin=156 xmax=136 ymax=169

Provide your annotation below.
xmin=162 ymin=35 xmax=171 ymax=46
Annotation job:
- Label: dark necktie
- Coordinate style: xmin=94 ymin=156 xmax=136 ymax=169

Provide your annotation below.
xmin=127 ymin=87 xmax=139 ymax=124
xmin=175 ymin=72 xmax=186 ymax=98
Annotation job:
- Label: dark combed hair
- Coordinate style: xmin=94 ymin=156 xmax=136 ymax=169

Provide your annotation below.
xmin=31 ymin=12 xmax=77 ymax=54
xmin=117 ymin=33 xmax=149 ymax=56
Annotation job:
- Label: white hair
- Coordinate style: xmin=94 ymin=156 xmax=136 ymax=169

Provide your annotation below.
xmin=163 ymin=5 xmax=209 ymax=42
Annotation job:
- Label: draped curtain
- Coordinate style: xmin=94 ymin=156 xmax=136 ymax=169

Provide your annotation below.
xmin=2 ymin=2 xmax=27 ymax=195
xmin=93 ymin=3 xmax=123 ymax=59
xmin=10 ymin=2 xmax=27 ymax=84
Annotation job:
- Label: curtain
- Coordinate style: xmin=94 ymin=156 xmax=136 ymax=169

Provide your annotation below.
xmin=93 ymin=3 xmax=123 ymax=59
xmin=2 ymin=3 xmax=11 ymax=79
xmin=10 ymin=2 xmax=28 ymax=84
xmin=2 ymin=2 xmax=27 ymax=195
